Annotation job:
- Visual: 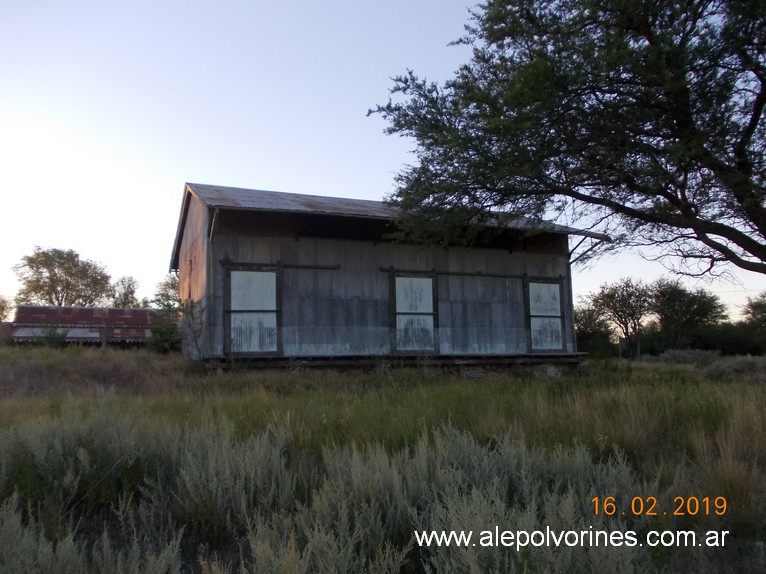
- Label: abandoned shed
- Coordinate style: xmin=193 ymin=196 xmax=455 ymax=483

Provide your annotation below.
xmin=10 ymin=306 xmax=158 ymax=346
xmin=170 ymin=183 xmax=606 ymax=365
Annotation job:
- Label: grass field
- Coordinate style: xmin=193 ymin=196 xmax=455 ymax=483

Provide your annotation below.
xmin=0 ymin=347 xmax=764 ymax=572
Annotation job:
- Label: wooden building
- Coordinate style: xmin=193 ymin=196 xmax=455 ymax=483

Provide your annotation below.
xmin=170 ymin=183 xmax=606 ymax=365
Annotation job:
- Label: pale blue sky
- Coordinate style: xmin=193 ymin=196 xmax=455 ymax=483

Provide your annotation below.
xmin=1 ymin=0 xmax=763 ymax=317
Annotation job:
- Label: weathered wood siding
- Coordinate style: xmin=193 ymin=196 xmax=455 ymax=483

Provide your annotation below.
xmin=282 ymin=268 xmax=389 ymax=356
xmin=203 ymin=232 xmax=576 ymax=359
xmin=177 ymin=195 xmax=210 ymax=358
xmin=438 ymin=275 xmax=526 ymax=354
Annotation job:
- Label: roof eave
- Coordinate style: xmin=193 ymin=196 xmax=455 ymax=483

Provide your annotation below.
xmin=170 ymin=184 xmax=612 ymax=269
xmin=169 ymin=183 xmax=196 ymax=273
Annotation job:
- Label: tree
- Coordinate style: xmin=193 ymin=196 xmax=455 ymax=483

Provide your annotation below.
xmin=650 ymin=278 xmax=727 ymax=348
xmin=372 ymin=0 xmax=766 ymax=275
xmin=0 ymin=296 xmax=11 ymax=322
xmin=743 ymin=291 xmax=766 ymax=328
xmin=574 ymin=301 xmax=614 ymax=357
xmin=151 ymin=275 xmax=181 ymax=316
xmin=589 ymin=278 xmax=652 ymax=357
xmin=147 ymin=275 xmax=182 ymax=353
xmin=14 ymin=247 xmax=113 ymax=307
xmin=112 ymin=276 xmax=141 ymax=308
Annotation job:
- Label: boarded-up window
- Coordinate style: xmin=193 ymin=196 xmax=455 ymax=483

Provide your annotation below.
xmin=528 ymin=281 xmax=563 ymax=351
xmin=229 ymin=270 xmax=278 ymax=353
xmin=395 ymin=276 xmax=435 ymax=351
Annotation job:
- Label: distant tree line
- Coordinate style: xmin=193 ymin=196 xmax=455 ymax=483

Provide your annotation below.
xmin=576 ymin=278 xmax=766 ymax=358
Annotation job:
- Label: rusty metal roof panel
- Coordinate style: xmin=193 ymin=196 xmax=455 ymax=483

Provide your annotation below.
xmin=11 ymin=306 xmax=161 ymax=344
xmin=170 ymin=183 xmax=611 ymax=272
xmin=184 ymin=183 xmax=610 ymax=240
xmin=13 ymin=306 xmax=159 ymax=327
xmin=187 ymin=183 xmax=394 ymax=219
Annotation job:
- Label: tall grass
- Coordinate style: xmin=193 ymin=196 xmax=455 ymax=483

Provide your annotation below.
xmin=1 ymin=407 xmax=762 ymax=572
xmin=0 ymin=348 xmax=765 ymax=571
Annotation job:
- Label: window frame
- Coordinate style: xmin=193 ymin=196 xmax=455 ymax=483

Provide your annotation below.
xmin=390 ymin=273 xmax=439 ymax=354
xmin=525 ymin=278 xmax=566 ymax=352
xmin=224 ymin=264 xmax=282 ymax=356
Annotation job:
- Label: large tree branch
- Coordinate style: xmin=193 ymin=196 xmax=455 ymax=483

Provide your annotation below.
xmin=561 ymin=183 xmax=766 ymax=267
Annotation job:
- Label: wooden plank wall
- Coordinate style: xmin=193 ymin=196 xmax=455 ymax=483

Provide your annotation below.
xmin=204 ymin=233 xmax=574 ymax=359
xmin=177 ymin=195 xmax=210 ymax=358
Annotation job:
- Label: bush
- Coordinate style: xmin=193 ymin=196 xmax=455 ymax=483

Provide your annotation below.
xmin=1 ymin=401 xmax=764 ymax=572
xmin=39 ymin=325 xmax=69 ymax=349
xmin=656 ymin=349 xmax=721 ymax=366
xmin=690 ymin=323 xmax=764 ymax=356
xmin=146 ymin=322 xmax=181 ymax=354
xmin=704 ymin=356 xmax=766 ymax=383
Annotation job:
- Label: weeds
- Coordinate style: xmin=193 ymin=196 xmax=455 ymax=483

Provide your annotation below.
xmin=0 ymin=349 xmax=764 ymax=571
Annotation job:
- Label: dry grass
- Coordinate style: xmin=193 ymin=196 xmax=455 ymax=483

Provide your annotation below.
xmin=1 ymin=347 xmax=765 ymax=570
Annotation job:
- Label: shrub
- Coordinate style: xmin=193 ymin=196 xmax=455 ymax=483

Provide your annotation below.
xmin=146 ymin=322 xmax=181 ymax=354
xmin=1 ymin=404 xmax=764 ymax=572
xmin=656 ymin=349 xmax=720 ymax=367
xmin=690 ymin=323 xmax=764 ymax=356
xmin=704 ymin=356 xmax=766 ymax=383
xmin=39 ymin=325 xmax=69 ymax=349
xmin=1 ymin=355 xmax=766 ymax=571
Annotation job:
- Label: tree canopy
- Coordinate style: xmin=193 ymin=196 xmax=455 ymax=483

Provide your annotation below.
xmin=151 ymin=275 xmax=181 ymax=316
xmin=744 ymin=291 xmax=766 ymax=327
xmin=590 ymin=277 xmax=652 ymax=356
xmin=0 ymin=295 xmax=11 ymax=322
xmin=14 ymin=247 xmax=113 ymax=307
xmin=574 ymin=301 xmax=614 ymax=356
xmin=112 ymin=276 xmax=143 ymax=309
xmin=373 ymin=0 xmax=766 ymax=275
xmin=649 ymin=277 xmax=726 ymax=347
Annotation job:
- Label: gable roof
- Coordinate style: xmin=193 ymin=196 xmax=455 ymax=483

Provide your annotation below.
xmin=187 ymin=183 xmax=394 ymax=219
xmin=170 ymin=183 xmax=610 ymax=271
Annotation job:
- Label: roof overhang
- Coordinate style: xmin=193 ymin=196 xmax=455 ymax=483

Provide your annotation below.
xmin=169 ymin=183 xmax=611 ymax=272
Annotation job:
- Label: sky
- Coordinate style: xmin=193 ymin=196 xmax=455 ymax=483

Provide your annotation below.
xmin=1 ymin=0 xmax=764 ymax=319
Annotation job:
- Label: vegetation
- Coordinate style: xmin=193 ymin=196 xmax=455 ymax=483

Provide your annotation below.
xmin=576 ymin=279 xmax=763 ymax=358
xmin=649 ymin=278 xmax=727 ymax=350
xmin=372 ymin=0 xmax=766 ymax=275
xmin=589 ymin=278 xmax=652 ymax=358
xmin=573 ymin=302 xmax=614 ymax=359
xmin=14 ymin=247 xmax=114 ymax=307
xmin=151 ymin=275 xmax=181 ymax=315
xmin=111 ymin=276 xmax=148 ymax=309
xmin=0 ymin=348 xmax=764 ymax=572
xmin=147 ymin=275 xmax=182 ymax=353
xmin=12 ymin=246 xmax=164 ymax=311
xmin=743 ymin=292 xmax=766 ymax=328
xmin=0 ymin=296 xmax=10 ymax=322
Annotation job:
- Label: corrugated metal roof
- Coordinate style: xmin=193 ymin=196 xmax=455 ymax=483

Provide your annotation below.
xmin=11 ymin=306 xmax=160 ymax=344
xmin=184 ymin=183 xmax=608 ymax=237
xmin=13 ymin=306 xmax=158 ymax=327
xmin=171 ymin=183 xmax=610 ymax=271
xmin=187 ymin=183 xmax=394 ymax=219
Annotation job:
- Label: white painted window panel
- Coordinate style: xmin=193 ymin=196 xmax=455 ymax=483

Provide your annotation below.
xmin=231 ymin=312 xmax=278 ymax=352
xmin=531 ymin=317 xmax=563 ymax=350
xmin=231 ymin=271 xmax=276 ymax=310
xmin=396 ymin=315 xmax=435 ymax=351
xmin=529 ymin=282 xmax=561 ymax=316
xmin=395 ymin=277 xmax=433 ymax=313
